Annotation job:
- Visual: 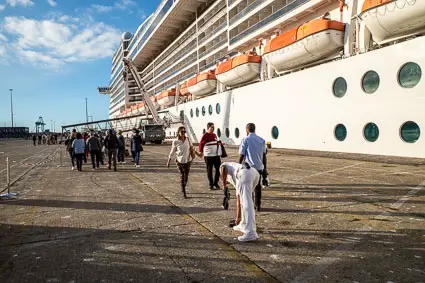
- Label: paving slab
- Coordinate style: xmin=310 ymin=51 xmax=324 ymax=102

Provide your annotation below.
xmin=0 ymin=140 xmax=424 ymax=283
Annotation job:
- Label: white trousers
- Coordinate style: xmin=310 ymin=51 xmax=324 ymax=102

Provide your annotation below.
xmin=236 ymin=168 xmax=260 ymax=236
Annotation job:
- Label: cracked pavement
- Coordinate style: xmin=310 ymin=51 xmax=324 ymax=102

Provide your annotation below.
xmin=0 ymin=140 xmax=424 ymax=282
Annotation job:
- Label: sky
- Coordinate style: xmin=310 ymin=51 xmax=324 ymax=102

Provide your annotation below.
xmin=0 ymin=0 xmax=161 ymax=132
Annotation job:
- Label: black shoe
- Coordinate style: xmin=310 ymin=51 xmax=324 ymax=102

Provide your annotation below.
xmin=209 ymin=186 xmax=214 ymax=190
xmin=214 ymin=184 xmax=220 ymax=189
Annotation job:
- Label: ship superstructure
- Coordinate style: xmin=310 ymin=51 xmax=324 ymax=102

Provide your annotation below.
xmin=107 ymin=0 xmax=425 ymax=158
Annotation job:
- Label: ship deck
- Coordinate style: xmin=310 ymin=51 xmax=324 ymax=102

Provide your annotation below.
xmin=0 ymin=140 xmax=424 ymax=282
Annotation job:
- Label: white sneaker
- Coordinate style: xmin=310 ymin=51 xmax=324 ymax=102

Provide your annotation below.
xmin=238 ymin=233 xmax=259 ymax=242
xmin=71 ymin=167 xmax=75 ymax=171
xmin=233 ymin=225 xmax=244 ymax=232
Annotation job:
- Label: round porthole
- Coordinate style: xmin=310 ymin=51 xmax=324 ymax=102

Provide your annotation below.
xmin=363 ymin=123 xmax=379 ymax=142
xmin=196 ymin=108 xmax=199 ymax=117
xmin=398 ymin=62 xmax=421 ymax=88
xmin=217 ymin=128 xmax=221 ymax=137
xmin=400 ymin=121 xmax=420 ymax=143
xmin=334 ymin=124 xmax=347 ymax=141
xmin=235 ymin=128 xmax=240 ymax=138
xmin=208 ymin=105 xmax=213 ymax=115
xmin=333 ymin=77 xmax=347 ymax=98
xmin=202 ymin=129 xmax=206 ymax=134
xmin=362 ymin=70 xmax=380 ymax=93
xmin=190 ymin=109 xmax=193 ymax=118
xmin=216 ymin=103 xmax=221 ymax=114
xmin=271 ymin=126 xmax=279 ymax=139
xmin=202 ymin=106 xmax=206 ymax=116
xmin=225 ymin=128 xmax=230 ymax=138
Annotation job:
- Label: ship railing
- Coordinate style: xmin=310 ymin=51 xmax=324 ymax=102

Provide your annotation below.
xmin=198 ymin=7 xmax=227 ymax=34
xmin=198 ymin=38 xmax=227 ymax=60
xmin=199 ymin=21 xmax=227 ymax=46
xmin=229 ymin=0 xmax=310 ymax=45
xmin=198 ymin=1 xmax=227 ymax=29
xmin=229 ymin=0 xmax=267 ymax=26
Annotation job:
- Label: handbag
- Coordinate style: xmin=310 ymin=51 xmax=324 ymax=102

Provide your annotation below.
xmin=217 ymin=140 xmax=228 ymax=158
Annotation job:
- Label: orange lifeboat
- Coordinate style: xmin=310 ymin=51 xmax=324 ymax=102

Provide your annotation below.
xmin=179 ymin=82 xmax=191 ymax=96
xmin=137 ymin=102 xmax=146 ymax=115
xmin=359 ymin=0 xmax=425 ymax=44
xmin=215 ymin=52 xmax=262 ymax=87
xmin=187 ymin=70 xmax=217 ymax=98
xmin=156 ymin=88 xmax=176 ymax=108
xmin=263 ymin=19 xmax=345 ymax=73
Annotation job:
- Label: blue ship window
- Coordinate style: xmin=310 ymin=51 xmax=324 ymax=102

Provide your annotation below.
xmin=364 ymin=123 xmax=379 ymax=142
xmin=235 ymin=128 xmax=240 ymax=138
xmin=202 ymin=106 xmax=206 ymax=116
xmin=271 ymin=126 xmax=279 ymax=139
xmin=333 ymin=77 xmax=347 ymax=98
xmin=334 ymin=124 xmax=347 ymax=141
xmin=190 ymin=109 xmax=193 ymax=118
xmin=208 ymin=105 xmax=213 ymax=115
xmin=203 ymin=129 xmax=206 ymax=134
xmin=399 ymin=62 xmax=421 ymax=88
xmin=225 ymin=128 xmax=230 ymax=138
xmin=217 ymin=128 xmax=221 ymax=137
xmin=362 ymin=71 xmax=380 ymax=93
xmin=196 ymin=108 xmax=199 ymax=117
xmin=216 ymin=103 xmax=221 ymax=114
xmin=401 ymin=121 xmax=420 ymax=143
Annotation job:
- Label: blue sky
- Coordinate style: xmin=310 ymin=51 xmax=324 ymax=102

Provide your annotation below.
xmin=0 ymin=0 xmax=160 ymax=132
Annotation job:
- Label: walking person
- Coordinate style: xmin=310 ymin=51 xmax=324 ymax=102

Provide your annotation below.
xmin=86 ymin=132 xmax=102 ymax=170
xmin=166 ymin=126 xmax=195 ymax=199
xmin=197 ymin=122 xmax=222 ymax=190
xmin=72 ymin=133 xmax=86 ymax=172
xmin=117 ymin=130 xmax=126 ymax=164
xmin=131 ymin=128 xmax=143 ymax=167
xmin=220 ymin=161 xmax=260 ymax=242
xmin=65 ymin=131 xmax=76 ymax=170
xmin=238 ymin=123 xmax=267 ymax=211
xmin=104 ymin=129 xmax=118 ymax=171
xmin=32 ymin=134 xmax=37 ymax=146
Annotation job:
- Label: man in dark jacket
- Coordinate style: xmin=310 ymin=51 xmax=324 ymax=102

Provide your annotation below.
xmin=104 ymin=129 xmax=119 ymax=171
xmin=64 ymin=130 xmax=77 ymax=170
xmin=131 ymin=128 xmax=143 ymax=167
xmin=117 ymin=130 xmax=126 ymax=164
xmin=86 ymin=132 xmax=102 ymax=169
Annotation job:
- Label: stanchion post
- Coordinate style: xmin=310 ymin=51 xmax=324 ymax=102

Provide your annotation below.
xmin=1 ymin=156 xmax=17 ymax=199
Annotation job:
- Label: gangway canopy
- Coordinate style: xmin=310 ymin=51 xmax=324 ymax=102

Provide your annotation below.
xmin=61 ymin=114 xmax=155 ymax=137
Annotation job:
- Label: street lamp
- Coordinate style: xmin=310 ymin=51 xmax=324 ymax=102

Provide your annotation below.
xmin=9 ymin=89 xmax=13 ymax=128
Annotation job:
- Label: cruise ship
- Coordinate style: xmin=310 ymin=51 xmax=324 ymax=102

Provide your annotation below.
xmin=106 ymin=0 xmax=425 ymax=159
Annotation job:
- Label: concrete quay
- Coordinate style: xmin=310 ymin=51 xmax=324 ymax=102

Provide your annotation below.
xmin=0 ymin=140 xmax=424 ymax=283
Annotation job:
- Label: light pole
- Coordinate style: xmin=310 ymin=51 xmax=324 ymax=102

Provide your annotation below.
xmin=9 ymin=89 xmax=13 ymax=128
xmin=51 ymin=120 xmax=53 ymax=132
xmin=85 ymin=98 xmax=88 ymax=124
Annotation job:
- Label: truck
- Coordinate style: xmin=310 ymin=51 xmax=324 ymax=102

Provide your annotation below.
xmin=140 ymin=124 xmax=165 ymax=144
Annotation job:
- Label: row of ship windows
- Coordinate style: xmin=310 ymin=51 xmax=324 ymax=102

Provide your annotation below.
xmin=190 ymin=103 xmax=221 ymax=117
xmin=333 ymin=62 xmax=422 ymax=97
xmin=194 ymin=121 xmax=420 ymax=144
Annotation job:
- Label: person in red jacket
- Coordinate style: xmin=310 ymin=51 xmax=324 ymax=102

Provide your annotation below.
xmin=197 ymin=122 xmax=221 ymax=190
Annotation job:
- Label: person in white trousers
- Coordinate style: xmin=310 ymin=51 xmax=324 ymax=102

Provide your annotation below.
xmin=220 ymin=161 xmax=260 ymax=242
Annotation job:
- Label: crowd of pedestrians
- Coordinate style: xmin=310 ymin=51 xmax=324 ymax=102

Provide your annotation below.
xmin=63 ymin=122 xmax=268 ymax=243
xmin=32 ymin=133 xmax=58 ymax=146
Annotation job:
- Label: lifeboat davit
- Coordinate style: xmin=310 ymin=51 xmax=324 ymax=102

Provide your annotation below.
xmin=359 ymin=0 xmax=425 ymax=44
xmin=179 ymin=82 xmax=191 ymax=97
xmin=156 ymin=88 xmax=176 ymax=108
xmin=187 ymin=70 xmax=217 ymax=98
xmin=215 ymin=52 xmax=262 ymax=87
xmin=263 ymin=19 xmax=345 ymax=73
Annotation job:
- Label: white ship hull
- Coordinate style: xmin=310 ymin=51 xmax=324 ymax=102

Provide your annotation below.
xmin=188 ymin=79 xmax=217 ymax=98
xmin=216 ymin=62 xmax=261 ymax=87
xmin=157 ymin=35 xmax=425 ymax=158
xmin=264 ymin=29 xmax=344 ymax=73
xmin=360 ymin=0 xmax=425 ymax=44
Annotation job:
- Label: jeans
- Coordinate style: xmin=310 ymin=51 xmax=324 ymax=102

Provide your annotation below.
xmin=204 ymin=156 xmax=221 ymax=187
xmin=177 ymin=162 xmax=191 ymax=192
xmin=68 ymin=150 xmax=75 ymax=167
xmin=75 ymin=153 xmax=84 ymax=171
xmin=90 ymin=150 xmax=100 ymax=169
xmin=108 ymin=149 xmax=117 ymax=170
xmin=118 ymin=148 xmax=125 ymax=162
xmin=132 ymin=151 xmax=140 ymax=165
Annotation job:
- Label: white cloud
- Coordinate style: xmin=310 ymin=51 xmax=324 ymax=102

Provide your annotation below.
xmin=6 ymin=0 xmax=35 ymax=7
xmin=47 ymin=0 xmax=57 ymax=7
xmin=0 ymin=4 xmax=5 ymax=11
xmin=115 ymin=0 xmax=136 ymax=10
xmin=0 ymin=33 xmax=7 ymax=41
xmin=2 ymin=16 xmax=122 ymax=68
xmin=91 ymin=4 xmax=113 ymax=13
